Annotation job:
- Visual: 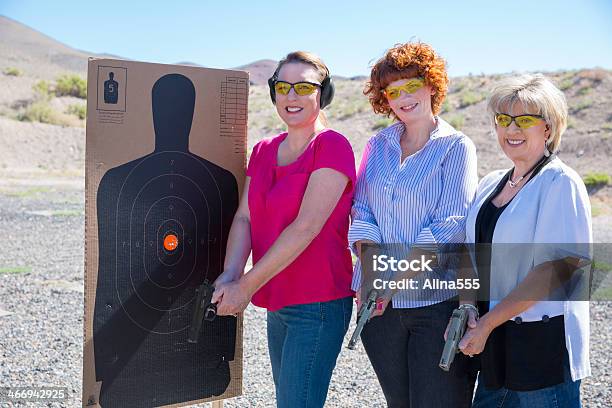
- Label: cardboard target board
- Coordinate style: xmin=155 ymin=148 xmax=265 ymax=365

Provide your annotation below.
xmin=83 ymin=58 xmax=247 ymax=407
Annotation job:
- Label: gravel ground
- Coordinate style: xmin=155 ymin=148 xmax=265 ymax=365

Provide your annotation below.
xmin=0 ymin=180 xmax=610 ymax=408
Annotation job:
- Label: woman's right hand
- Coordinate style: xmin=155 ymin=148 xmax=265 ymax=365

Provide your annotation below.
xmin=370 ymin=296 xmax=390 ymax=319
xmin=443 ymin=306 xmax=478 ymax=341
xmin=355 ymin=287 xmax=391 ymax=319
xmin=211 ymin=269 xmax=241 ymax=307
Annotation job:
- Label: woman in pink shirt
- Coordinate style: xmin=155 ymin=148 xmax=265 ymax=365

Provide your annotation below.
xmin=211 ymin=51 xmax=356 ymax=408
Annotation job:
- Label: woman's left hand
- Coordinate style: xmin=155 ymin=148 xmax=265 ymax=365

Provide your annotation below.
xmin=212 ymin=280 xmax=252 ymax=316
xmin=458 ymin=317 xmax=493 ymax=357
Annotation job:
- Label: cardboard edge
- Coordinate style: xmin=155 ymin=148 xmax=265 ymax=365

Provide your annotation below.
xmin=87 ymin=57 xmax=250 ymax=78
xmin=82 ymin=58 xmax=248 ymax=407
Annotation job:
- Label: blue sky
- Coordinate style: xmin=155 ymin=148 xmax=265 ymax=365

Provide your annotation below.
xmin=2 ymin=0 xmax=611 ymax=77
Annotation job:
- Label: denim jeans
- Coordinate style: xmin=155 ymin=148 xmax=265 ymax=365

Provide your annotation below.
xmin=472 ymin=354 xmax=581 ymax=408
xmin=266 ymin=296 xmax=353 ymax=408
xmin=361 ymin=301 xmax=477 ymax=408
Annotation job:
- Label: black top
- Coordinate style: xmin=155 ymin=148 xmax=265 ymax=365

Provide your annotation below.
xmin=474 ymin=155 xmax=568 ymax=391
xmin=475 ymin=153 xmax=554 ymax=245
xmin=477 ymin=200 xmax=509 ymax=245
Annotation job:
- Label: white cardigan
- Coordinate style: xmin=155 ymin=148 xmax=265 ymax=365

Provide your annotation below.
xmin=465 ymin=157 xmax=592 ymax=381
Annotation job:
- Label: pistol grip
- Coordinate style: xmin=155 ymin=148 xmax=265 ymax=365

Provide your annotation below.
xmin=204 ymin=304 xmax=217 ymax=321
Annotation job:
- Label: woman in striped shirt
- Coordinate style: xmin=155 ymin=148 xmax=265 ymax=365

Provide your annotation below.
xmin=348 ymin=42 xmax=479 ymax=407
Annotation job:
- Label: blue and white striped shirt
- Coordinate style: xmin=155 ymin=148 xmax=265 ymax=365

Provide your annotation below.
xmin=348 ymin=117 xmax=478 ymax=308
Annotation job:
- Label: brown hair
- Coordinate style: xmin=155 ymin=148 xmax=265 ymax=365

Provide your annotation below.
xmin=274 ymin=51 xmax=330 ymax=83
xmin=364 ymin=42 xmax=449 ymax=117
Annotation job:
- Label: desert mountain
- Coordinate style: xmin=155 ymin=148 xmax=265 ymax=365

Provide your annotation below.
xmin=1 ymin=15 xmax=611 ymax=186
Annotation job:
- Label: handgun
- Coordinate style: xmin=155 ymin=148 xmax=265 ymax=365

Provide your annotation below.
xmin=187 ymin=280 xmax=218 ymax=343
xmin=439 ymin=307 xmax=469 ymax=371
xmin=347 ymin=289 xmax=379 ymax=350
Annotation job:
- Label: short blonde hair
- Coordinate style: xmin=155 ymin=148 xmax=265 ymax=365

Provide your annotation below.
xmin=487 ymin=74 xmax=568 ymax=153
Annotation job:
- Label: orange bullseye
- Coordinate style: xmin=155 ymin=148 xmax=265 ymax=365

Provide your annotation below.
xmin=163 ymin=234 xmax=179 ymax=251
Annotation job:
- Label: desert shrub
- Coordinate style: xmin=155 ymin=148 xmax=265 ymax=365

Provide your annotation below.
xmin=572 ymin=98 xmax=593 ymax=113
xmin=335 ymin=101 xmax=368 ymax=120
xmin=32 ymin=80 xmax=52 ymax=99
xmin=459 ymin=91 xmax=485 ymax=108
xmin=18 ymin=100 xmax=68 ymax=125
xmin=67 ymin=104 xmax=86 ymax=120
xmin=440 ymin=99 xmax=452 ymax=114
xmin=0 ymin=266 xmax=31 ymax=274
xmin=3 ymin=67 xmax=22 ymax=76
xmin=446 ymin=113 xmax=465 ymax=130
xmin=577 ymin=86 xmax=591 ymax=96
xmin=372 ymin=117 xmax=395 ymax=131
xmin=583 ymin=172 xmax=610 ymax=189
xmin=558 ymin=78 xmax=574 ymax=91
xmin=450 ymin=81 xmax=467 ymax=94
xmin=55 ymin=74 xmax=87 ymax=98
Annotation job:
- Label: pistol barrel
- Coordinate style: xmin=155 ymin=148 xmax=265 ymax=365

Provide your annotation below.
xmin=439 ymin=308 xmax=468 ymax=371
xmin=347 ymin=290 xmax=379 ymax=350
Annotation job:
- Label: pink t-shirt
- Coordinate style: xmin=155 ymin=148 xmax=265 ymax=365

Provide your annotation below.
xmin=246 ymin=129 xmax=356 ymax=311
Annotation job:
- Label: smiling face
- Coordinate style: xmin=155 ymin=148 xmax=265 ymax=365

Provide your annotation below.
xmin=496 ymin=102 xmax=550 ymax=165
xmin=274 ymin=62 xmax=322 ymax=129
xmin=386 ymin=77 xmax=436 ymax=124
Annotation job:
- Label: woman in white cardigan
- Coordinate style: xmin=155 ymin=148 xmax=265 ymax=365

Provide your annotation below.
xmin=457 ymin=74 xmax=591 ymax=408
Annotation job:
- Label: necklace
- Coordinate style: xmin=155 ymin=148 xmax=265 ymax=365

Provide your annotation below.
xmin=507 ymin=155 xmax=548 ymax=188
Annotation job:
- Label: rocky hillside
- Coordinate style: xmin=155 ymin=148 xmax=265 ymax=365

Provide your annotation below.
xmin=1 ymin=15 xmax=611 ymax=183
xmin=249 ymin=69 xmax=612 ymax=177
xmin=0 ymin=15 xmax=119 ymax=79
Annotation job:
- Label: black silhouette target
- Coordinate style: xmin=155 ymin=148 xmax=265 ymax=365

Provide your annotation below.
xmin=118 ymin=156 xmax=216 ymax=324
xmin=93 ymin=73 xmax=239 ymax=407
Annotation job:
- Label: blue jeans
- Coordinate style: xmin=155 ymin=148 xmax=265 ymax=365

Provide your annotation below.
xmin=472 ymin=359 xmax=581 ymax=408
xmin=266 ymin=296 xmax=353 ymax=408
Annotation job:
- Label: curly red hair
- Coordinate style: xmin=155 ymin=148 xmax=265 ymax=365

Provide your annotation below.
xmin=365 ymin=42 xmax=448 ymax=117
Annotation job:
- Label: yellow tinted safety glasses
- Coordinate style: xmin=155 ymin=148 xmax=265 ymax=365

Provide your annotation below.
xmin=384 ymin=78 xmax=426 ymax=99
xmin=274 ymin=81 xmax=320 ymax=96
xmin=494 ymin=113 xmax=545 ymax=129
